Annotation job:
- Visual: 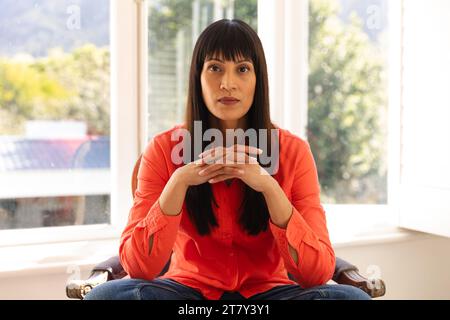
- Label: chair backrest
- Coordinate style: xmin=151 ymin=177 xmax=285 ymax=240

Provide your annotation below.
xmin=131 ymin=154 xmax=143 ymax=199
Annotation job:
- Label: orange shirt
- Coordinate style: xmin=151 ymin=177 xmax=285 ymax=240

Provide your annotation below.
xmin=119 ymin=124 xmax=335 ymax=300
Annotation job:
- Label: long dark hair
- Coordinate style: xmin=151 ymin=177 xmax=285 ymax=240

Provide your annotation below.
xmin=184 ymin=19 xmax=277 ymax=236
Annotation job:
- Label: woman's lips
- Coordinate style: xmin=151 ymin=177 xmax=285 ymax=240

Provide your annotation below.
xmin=218 ymin=98 xmax=240 ymax=105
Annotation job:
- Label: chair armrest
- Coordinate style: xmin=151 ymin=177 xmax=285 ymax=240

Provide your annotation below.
xmin=66 ymin=270 xmax=110 ymax=299
xmin=66 ymin=256 xmax=128 ymax=299
xmin=333 ymin=257 xmax=386 ymax=298
xmin=91 ymin=256 xmax=128 ymax=280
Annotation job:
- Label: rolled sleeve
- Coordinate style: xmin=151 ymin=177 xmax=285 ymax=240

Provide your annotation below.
xmin=119 ymin=136 xmax=181 ymax=280
xmin=270 ymin=207 xmax=335 ymax=288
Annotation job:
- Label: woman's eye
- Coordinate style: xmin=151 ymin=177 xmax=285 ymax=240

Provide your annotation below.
xmin=207 ymin=64 xmax=251 ymax=73
xmin=239 ymin=65 xmax=250 ymax=73
xmin=209 ymin=65 xmax=221 ymax=72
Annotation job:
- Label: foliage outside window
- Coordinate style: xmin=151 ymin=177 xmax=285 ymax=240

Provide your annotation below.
xmin=308 ymin=0 xmax=388 ymax=204
xmin=0 ymin=0 xmax=111 ymax=230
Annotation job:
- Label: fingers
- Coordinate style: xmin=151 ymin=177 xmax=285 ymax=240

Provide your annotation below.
xmin=193 ymin=158 xmax=209 ymax=166
xmin=199 ymin=153 xmax=258 ymax=165
xmin=199 ymin=145 xmax=261 ymax=164
xmin=199 ymin=148 xmax=227 ymax=164
xmin=200 ymin=166 xmax=244 ymax=178
xmin=208 ymin=173 xmax=242 ymax=184
xmin=230 ymin=144 xmax=263 ymax=155
xmin=221 ymin=152 xmax=258 ymax=164
xmin=198 ymin=163 xmax=229 ymax=176
xmin=199 ymin=144 xmax=262 ymax=158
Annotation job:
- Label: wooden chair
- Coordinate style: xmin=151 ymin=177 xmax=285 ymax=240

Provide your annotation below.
xmin=66 ymin=155 xmax=386 ymax=299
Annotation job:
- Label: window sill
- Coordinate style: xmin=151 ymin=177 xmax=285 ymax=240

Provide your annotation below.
xmin=0 ymin=238 xmax=120 ymax=279
xmin=0 ymin=224 xmax=123 ymax=247
xmin=323 ymin=204 xmax=433 ymax=248
xmin=331 ymin=226 xmax=432 ymax=249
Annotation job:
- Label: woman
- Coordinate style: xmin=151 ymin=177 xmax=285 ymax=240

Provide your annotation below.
xmin=85 ymin=19 xmax=370 ymax=300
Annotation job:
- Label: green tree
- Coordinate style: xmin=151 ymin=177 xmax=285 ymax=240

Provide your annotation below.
xmin=0 ymin=58 xmax=70 ymax=134
xmin=0 ymin=44 xmax=110 ymax=135
xmin=35 ymin=45 xmax=110 ymax=135
xmin=308 ymin=0 xmax=387 ymax=204
xmin=148 ymin=0 xmax=257 ymax=54
xmin=148 ymin=0 xmax=193 ymax=54
xmin=234 ymin=0 xmax=257 ymax=30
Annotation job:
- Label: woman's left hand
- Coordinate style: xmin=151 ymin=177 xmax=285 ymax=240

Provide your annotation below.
xmin=197 ymin=144 xmax=275 ymax=193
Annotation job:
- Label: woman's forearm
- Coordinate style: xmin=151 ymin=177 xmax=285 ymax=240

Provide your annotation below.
xmin=262 ymin=178 xmax=293 ymax=229
xmin=159 ymin=170 xmax=189 ymax=216
xmin=147 ymin=171 xmax=187 ymax=255
xmin=262 ymin=178 xmax=298 ymax=264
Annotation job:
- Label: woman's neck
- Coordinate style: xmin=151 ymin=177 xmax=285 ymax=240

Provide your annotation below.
xmin=208 ymin=116 xmax=248 ymax=137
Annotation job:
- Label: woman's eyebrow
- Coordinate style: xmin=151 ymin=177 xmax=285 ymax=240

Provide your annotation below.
xmin=206 ymin=57 xmax=253 ymax=64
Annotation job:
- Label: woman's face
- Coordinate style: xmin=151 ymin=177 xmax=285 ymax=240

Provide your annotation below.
xmin=200 ymin=55 xmax=256 ymax=126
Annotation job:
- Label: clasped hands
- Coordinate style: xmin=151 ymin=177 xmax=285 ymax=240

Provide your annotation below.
xmin=176 ymin=144 xmax=274 ymax=193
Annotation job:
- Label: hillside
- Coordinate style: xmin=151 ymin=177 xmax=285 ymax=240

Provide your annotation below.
xmin=0 ymin=0 xmax=109 ymax=57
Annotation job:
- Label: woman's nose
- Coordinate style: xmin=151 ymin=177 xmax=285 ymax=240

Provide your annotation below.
xmin=220 ymin=73 xmax=237 ymax=91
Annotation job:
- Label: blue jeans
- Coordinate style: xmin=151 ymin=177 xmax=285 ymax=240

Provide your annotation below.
xmin=84 ymin=278 xmax=371 ymax=300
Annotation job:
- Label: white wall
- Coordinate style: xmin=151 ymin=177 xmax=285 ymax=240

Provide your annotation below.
xmin=334 ymin=235 xmax=450 ymax=300
xmin=0 ymin=234 xmax=449 ymax=300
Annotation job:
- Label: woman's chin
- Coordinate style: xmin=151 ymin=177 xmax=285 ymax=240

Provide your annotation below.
xmin=214 ymin=111 xmax=247 ymax=121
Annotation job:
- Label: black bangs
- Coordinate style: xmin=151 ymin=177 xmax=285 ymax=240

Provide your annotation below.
xmin=195 ymin=19 xmax=257 ymax=68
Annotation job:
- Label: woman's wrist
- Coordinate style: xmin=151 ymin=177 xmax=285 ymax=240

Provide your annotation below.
xmin=261 ymin=178 xmax=293 ymax=229
xmin=172 ymin=167 xmax=189 ymax=190
xmin=261 ymin=176 xmax=278 ymax=197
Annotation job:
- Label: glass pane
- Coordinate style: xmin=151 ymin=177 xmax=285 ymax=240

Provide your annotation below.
xmin=308 ymin=0 xmax=389 ymax=204
xmin=0 ymin=0 xmax=111 ymax=229
xmin=148 ymin=0 xmax=258 ymax=139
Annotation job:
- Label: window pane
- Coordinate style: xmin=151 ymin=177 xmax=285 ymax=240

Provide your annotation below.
xmin=308 ymin=0 xmax=389 ymax=204
xmin=148 ymin=0 xmax=258 ymax=139
xmin=0 ymin=0 xmax=111 ymax=230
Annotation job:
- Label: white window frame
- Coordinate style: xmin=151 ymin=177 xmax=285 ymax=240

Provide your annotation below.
xmin=0 ymin=0 xmax=144 ymax=248
xmin=258 ymin=0 xmax=308 ymax=140
xmin=258 ymin=0 xmax=406 ymax=241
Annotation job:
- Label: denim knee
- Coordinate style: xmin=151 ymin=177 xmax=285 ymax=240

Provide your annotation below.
xmin=318 ymin=284 xmax=372 ymax=300
xmin=84 ymin=279 xmax=143 ymax=300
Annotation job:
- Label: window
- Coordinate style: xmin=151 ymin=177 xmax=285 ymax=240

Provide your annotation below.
xmin=0 ymin=0 xmax=111 ymax=230
xmin=308 ymin=0 xmax=390 ymax=205
xmin=147 ymin=0 xmax=257 ymax=140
